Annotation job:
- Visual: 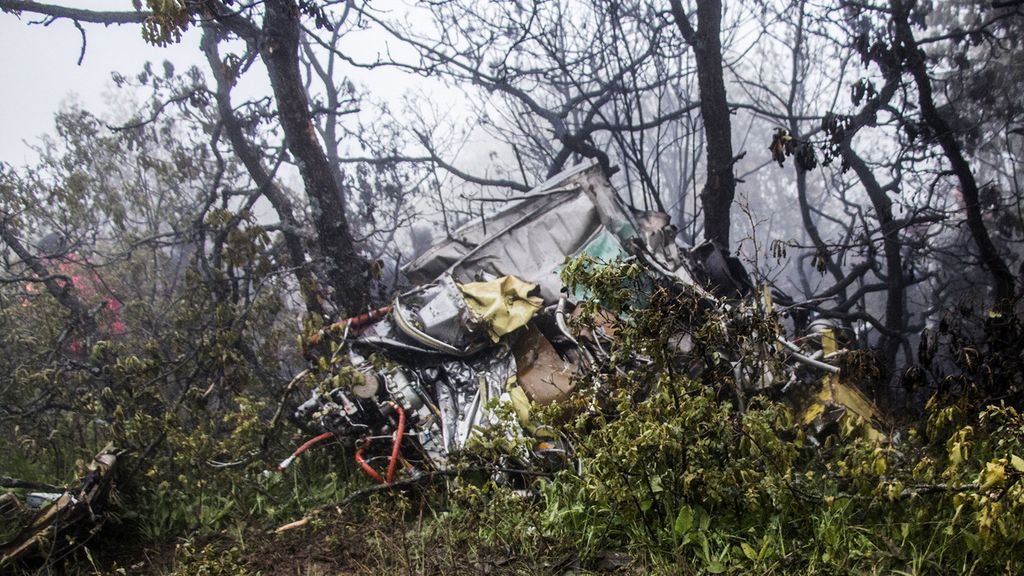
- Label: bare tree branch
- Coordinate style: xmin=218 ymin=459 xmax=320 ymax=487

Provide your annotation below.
xmin=0 ymin=0 xmax=150 ymax=25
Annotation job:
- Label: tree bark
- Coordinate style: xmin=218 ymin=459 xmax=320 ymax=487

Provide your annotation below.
xmin=669 ymin=0 xmax=736 ymax=249
xmin=890 ymin=0 xmax=1015 ymax=304
xmin=260 ymin=0 xmax=369 ymax=314
xmin=201 ymin=25 xmax=326 ymax=319
xmin=841 ymin=146 xmax=905 ymax=366
xmin=0 ymin=0 xmax=148 ymax=24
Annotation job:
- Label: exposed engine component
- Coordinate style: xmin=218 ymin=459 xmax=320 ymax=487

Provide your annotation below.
xmin=289 ymin=296 xmax=579 ymax=483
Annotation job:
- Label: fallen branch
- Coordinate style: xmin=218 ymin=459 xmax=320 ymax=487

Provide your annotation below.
xmin=259 ymin=368 xmax=310 ymax=453
xmin=0 ymin=447 xmax=118 ymax=568
xmin=0 ymin=477 xmax=63 ymax=492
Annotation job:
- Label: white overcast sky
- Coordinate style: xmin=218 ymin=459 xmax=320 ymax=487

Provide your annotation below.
xmin=0 ymin=2 xmax=494 ymax=171
xmin=0 ymin=3 xmax=207 ymax=164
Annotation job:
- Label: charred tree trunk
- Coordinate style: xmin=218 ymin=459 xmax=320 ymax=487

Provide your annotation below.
xmin=669 ymin=0 xmax=736 ymax=249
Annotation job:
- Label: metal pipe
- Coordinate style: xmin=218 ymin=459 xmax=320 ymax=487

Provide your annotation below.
xmin=776 ymin=336 xmax=841 ymax=374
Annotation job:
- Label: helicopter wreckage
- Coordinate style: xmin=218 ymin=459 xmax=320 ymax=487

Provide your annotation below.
xmin=282 ymin=162 xmax=884 ymax=484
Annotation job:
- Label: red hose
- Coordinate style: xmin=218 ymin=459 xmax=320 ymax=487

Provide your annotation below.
xmin=353 ymin=403 xmax=406 ymax=484
xmin=277 ymin=432 xmax=333 ymax=471
xmin=346 ymin=306 xmax=392 ymax=328
xmin=355 ymin=442 xmax=385 ymax=484
xmin=386 ymin=403 xmax=406 ymax=483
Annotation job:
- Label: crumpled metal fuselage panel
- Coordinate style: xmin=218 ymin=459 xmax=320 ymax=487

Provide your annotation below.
xmin=403 ymin=162 xmax=639 ymax=304
xmin=449 ymin=191 xmax=602 ymax=303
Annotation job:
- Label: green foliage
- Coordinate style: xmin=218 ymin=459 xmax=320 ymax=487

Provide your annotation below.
xmin=532 ymin=258 xmax=1024 ymax=573
xmin=141 ymin=1 xmax=193 ymax=47
xmin=4 ymin=231 xmax=1024 ymax=574
xmin=212 ymin=257 xmax=1020 ymax=575
xmin=165 ymin=538 xmax=250 ymax=576
xmin=0 ymin=91 xmax=349 ymax=569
